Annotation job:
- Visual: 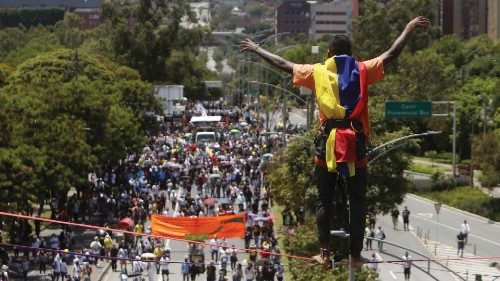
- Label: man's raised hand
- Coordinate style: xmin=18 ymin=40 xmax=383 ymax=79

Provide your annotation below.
xmin=407 ymin=16 xmax=431 ymax=30
xmin=240 ymin=38 xmax=260 ymax=53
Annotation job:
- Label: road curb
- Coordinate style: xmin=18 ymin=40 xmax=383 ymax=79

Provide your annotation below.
xmin=408 ymin=193 xmax=500 ymax=227
xmin=404 ymin=170 xmax=431 ymax=177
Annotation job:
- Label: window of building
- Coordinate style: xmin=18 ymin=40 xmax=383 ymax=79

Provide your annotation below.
xmin=316 ymin=20 xmax=347 ymax=25
xmin=317 ymin=30 xmax=346 ymax=34
xmin=316 ymin=11 xmax=346 ymax=16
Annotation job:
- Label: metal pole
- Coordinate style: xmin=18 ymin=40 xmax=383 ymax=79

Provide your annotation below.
xmin=470 ymin=115 xmax=474 ymax=187
xmin=349 ymin=255 xmax=355 ymax=281
xmin=435 ymin=213 xmax=439 ymax=254
xmin=282 ymin=78 xmax=287 ymax=145
xmin=452 ymin=101 xmax=457 ymax=177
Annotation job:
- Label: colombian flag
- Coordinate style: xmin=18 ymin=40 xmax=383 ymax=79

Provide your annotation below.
xmin=313 ymin=55 xmax=369 ymax=176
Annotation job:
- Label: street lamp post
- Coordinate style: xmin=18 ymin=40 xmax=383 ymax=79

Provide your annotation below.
xmin=309 ymin=45 xmax=319 ymax=128
xmin=248 ymin=80 xmax=307 ymax=145
xmin=368 ymin=131 xmax=442 ymax=165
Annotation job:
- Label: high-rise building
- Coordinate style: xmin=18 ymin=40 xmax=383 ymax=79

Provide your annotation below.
xmin=276 ymin=1 xmax=311 ymax=36
xmin=442 ymin=0 xmax=488 ymax=39
xmin=277 ymin=0 xmax=359 ymax=39
xmin=310 ymin=0 xmax=357 ymax=40
xmin=488 ymin=0 xmax=500 ymax=40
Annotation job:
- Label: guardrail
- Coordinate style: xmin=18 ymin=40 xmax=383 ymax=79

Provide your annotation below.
xmin=365 ymin=237 xmax=465 ymax=280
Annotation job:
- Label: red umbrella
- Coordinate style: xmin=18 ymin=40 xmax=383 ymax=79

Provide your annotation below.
xmin=203 ymin=198 xmax=217 ymax=206
xmin=117 ymin=217 xmax=134 ymax=228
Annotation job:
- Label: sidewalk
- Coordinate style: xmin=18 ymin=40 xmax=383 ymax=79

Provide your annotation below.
xmin=419 ymin=238 xmax=500 ymax=281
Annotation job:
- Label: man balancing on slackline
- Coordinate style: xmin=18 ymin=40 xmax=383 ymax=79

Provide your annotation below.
xmin=240 ymin=16 xmax=430 ymax=268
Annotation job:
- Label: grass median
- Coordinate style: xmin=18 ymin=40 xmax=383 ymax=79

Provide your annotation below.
xmin=416 ymin=186 xmax=500 ymax=222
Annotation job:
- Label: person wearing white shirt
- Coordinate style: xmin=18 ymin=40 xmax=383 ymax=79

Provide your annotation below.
xmin=159 ymin=254 xmax=170 ymax=281
xmin=367 ymin=252 xmax=382 ymax=272
xmin=244 ymin=263 xmax=254 ymax=281
xmin=90 ymin=236 xmax=102 ymax=267
xmin=402 ymin=251 xmax=412 ymax=280
xmin=132 ymin=256 xmax=143 ymax=274
xmin=375 ymin=226 xmax=385 ymax=251
xmin=210 ymin=236 xmax=219 ymax=262
xmin=461 ymin=220 xmax=470 ymax=244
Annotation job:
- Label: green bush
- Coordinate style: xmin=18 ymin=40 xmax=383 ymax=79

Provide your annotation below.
xmin=430 ymin=177 xmax=459 ymax=191
xmin=283 ymin=220 xmax=377 ymax=281
xmin=408 ymin=163 xmax=440 ymax=174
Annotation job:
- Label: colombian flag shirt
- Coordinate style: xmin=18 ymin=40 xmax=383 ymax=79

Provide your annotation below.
xmin=292 ymin=56 xmax=384 ymax=173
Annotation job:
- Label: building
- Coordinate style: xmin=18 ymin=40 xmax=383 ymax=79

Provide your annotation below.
xmin=310 ymin=0 xmax=356 ymax=40
xmin=0 ymin=0 xmax=100 ymax=9
xmin=181 ymin=2 xmax=211 ymax=29
xmin=276 ymin=1 xmax=311 ymax=36
xmin=244 ymin=0 xmax=280 ymax=9
xmin=0 ymin=0 xmax=102 ymax=29
xmin=488 ymin=0 xmax=500 ymax=40
xmin=442 ymin=0 xmax=488 ymax=39
xmin=154 ymin=85 xmax=185 ymax=117
xmin=277 ymin=0 xmax=359 ymax=40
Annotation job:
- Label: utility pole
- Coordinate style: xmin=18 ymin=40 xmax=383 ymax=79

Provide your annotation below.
xmin=310 ymin=45 xmax=319 ymax=129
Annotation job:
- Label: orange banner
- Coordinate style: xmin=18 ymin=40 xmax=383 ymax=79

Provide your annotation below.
xmin=151 ymin=214 xmax=246 ymax=240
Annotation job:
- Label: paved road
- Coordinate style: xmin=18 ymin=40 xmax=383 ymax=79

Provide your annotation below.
xmin=369 ymin=194 xmax=500 ymax=281
xmin=102 ymin=236 xmax=247 ymax=281
xmin=102 ymin=187 xmax=255 ymax=281
xmin=367 ymin=210 xmax=458 ymax=281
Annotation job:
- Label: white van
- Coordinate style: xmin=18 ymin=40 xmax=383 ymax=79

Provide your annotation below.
xmin=195 ymin=131 xmax=216 ymax=145
xmin=190 ymin=116 xmax=222 ymax=146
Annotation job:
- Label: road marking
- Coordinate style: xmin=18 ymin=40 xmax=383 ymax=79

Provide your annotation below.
xmin=416 ymin=212 xmax=433 ymax=219
xmin=409 ymin=195 xmax=500 ymax=229
xmin=410 ymin=214 xmax=500 ymax=248
xmin=389 ymin=270 xmax=398 ymax=279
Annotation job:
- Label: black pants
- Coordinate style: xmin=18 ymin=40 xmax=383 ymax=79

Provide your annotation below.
xmin=315 ymin=165 xmax=367 ymax=258
xmin=404 ymin=267 xmax=410 ymax=279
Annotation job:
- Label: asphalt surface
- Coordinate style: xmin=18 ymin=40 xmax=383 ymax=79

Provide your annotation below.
xmin=371 ymin=194 xmax=500 ymax=281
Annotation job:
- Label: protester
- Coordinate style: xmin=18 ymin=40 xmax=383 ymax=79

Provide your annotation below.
xmin=375 ymin=226 xmax=386 ymax=251
xmin=391 ymin=208 xmax=400 ymax=230
xmin=402 ymin=206 xmax=411 ymax=231
xmin=159 ymin=253 xmax=170 ymax=281
xmin=461 ymin=220 xmax=470 ymax=244
xmin=240 ymin=16 xmax=430 ymax=268
xmin=457 ymin=231 xmax=466 ymax=257
xmin=181 ymin=257 xmax=190 ymax=281
xmin=206 ymin=261 xmax=217 ymax=281
xmin=402 ymin=251 xmax=412 ymax=280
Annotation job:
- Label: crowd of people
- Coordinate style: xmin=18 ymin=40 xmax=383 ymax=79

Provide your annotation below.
xmin=0 ymin=100 xmax=289 ymax=281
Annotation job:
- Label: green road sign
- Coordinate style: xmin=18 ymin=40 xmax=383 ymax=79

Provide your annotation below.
xmin=385 ymin=101 xmax=432 ymax=118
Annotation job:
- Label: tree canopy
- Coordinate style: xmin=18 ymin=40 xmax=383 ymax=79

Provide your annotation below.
xmin=0 ymin=49 xmax=159 ymax=211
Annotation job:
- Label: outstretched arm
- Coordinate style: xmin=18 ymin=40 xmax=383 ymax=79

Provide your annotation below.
xmin=380 ymin=16 xmax=430 ymax=64
xmin=240 ymin=38 xmax=294 ymax=74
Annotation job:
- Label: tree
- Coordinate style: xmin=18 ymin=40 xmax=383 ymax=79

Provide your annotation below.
xmin=283 ymin=220 xmax=378 ymax=281
xmin=473 ymin=132 xmax=500 ymax=191
xmin=102 ymin=0 xmax=212 ymax=98
xmin=268 ymin=132 xmax=316 ymax=218
xmin=0 ymin=49 xmax=157 ymax=211
xmin=0 ymin=62 xmax=13 ymax=87
xmin=352 ymin=0 xmax=439 ymax=61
